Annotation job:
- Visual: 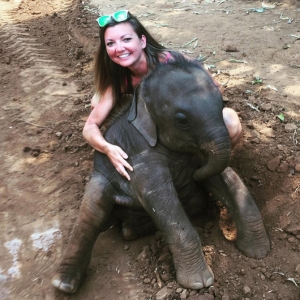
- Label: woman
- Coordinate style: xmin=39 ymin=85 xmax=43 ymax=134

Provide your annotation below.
xmin=83 ymin=10 xmax=242 ymax=181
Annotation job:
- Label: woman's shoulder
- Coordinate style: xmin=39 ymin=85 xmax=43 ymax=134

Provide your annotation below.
xmin=158 ymin=51 xmax=173 ymax=63
xmin=158 ymin=51 xmax=189 ymax=64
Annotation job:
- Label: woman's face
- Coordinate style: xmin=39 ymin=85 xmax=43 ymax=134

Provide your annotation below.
xmin=104 ymin=22 xmax=146 ymax=69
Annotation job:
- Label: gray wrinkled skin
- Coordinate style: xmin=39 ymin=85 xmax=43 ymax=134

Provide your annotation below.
xmin=52 ymin=56 xmax=270 ymax=294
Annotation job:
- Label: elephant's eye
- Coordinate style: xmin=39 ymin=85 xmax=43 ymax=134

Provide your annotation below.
xmin=174 ymin=112 xmax=190 ymax=129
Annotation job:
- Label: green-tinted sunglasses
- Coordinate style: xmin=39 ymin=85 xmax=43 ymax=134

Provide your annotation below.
xmin=96 ymin=10 xmax=130 ymax=28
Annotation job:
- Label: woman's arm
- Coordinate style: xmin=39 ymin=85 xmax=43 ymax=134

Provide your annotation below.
xmin=83 ymin=88 xmax=133 ymax=180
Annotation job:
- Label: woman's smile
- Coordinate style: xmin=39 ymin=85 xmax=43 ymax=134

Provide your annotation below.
xmin=118 ymin=53 xmax=130 ymax=59
xmin=104 ymin=23 xmax=146 ymax=70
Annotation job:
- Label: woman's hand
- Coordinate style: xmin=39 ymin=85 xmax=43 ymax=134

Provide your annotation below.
xmin=104 ymin=143 xmax=133 ymax=181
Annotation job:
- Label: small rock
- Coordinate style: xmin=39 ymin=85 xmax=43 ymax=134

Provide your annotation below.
xmin=156 ymin=286 xmax=173 ymax=300
xmin=189 ymin=290 xmax=197 ymax=296
xmin=240 ymin=268 xmax=246 ymax=275
xmin=167 ymin=282 xmax=175 ymax=288
xmin=246 ymin=123 xmax=255 ymax=130
xmin=31 ymin=146 xmax=41 ymax=157
xmin=283 ymin=44 xmax=290 ymax=50
xmin=74 ymin=98 xmax=82 ymax=105
xmin=225 ymin=45 xmax=238 ymax=52
xmin=267 ymin=156 xmax=281 ymax=171
xmin=295 ymin=164 xmax=300 ymax=173
xmin=288 ymin=237 xmax=296 ymax=243
xmin=277 ymin=293 xmax=283 ymax=300
xmin=251 ymin=137 xmax=260 ymax=144
xmin=278 ymin=162 xmax=288 ymax=173
xmin=31 ymin=150 xmax=40 ymax=157
xmin=260 ymin=103 xmax=272 ymax=111
xmin=176 ymin=288 xmax=183 ymax=293
xmin=160 ymin=272 xmax=172 ymax=282
xmin=180 ymin=289 xmax=188 ymax=299
xmin=280 ymin=233 xmax=287 ymax=239
xmin=277 ymin=144 xmax=285 ymax=151
xmin=143 ymin=278 xmax=151 ymax=284
xmin=265 ymin=271 xmax=272 ymax=279
xmin=23 ymin=146 xmax=32 ymax=152
xmin=55 ymin=132 xmax=63 ymax=139
xmin=243 ymin=286 xmax=251 ymax=297
xmin=285 ymin=123 xmax=298 ymax=132
xmin=123 ymin=244 xmax=129 ymax=251
xmin=284 ymin=224 xmax=300 ymax=235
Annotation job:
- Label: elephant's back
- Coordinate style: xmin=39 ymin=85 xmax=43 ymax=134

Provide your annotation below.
xmin=100 ymin=94 xmax=133 ymax=135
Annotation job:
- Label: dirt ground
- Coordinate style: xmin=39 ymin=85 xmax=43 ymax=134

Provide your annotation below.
xmin=0 ymin=0 xmax=300 ymax=299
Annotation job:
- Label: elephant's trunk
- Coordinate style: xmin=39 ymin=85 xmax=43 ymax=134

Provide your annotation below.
xmin=193 ymin=131 xmax=231 ymax=182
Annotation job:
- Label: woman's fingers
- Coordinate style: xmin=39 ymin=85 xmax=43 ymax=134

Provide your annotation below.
xmin=116 ymin=159 xmax=133 ymax=180
xmin=116 ymin=167 xmax=131 ymax=181
xmin=115 ymin=148 xmax=133 ymax=172
xmin=108 ymin=145 xmax=133 ymax=180
xmin=122 ymin=159 xmax=133 ymax=172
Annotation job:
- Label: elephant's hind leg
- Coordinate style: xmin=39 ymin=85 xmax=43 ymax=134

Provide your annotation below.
xmin=52 ymin=174 xmax=113 ymax=294
xmin=204 ymin=167 xmax=270 ymax=259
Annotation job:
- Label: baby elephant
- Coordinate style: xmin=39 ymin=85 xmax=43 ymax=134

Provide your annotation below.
xmin=52 ymin=55 xmax=270 ymax=294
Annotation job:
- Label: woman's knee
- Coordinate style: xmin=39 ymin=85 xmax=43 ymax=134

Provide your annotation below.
xmin=222 ymin=107 xmax=242 ymax=147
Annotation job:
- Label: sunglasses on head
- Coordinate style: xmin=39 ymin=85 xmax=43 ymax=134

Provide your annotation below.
xmin=96 ymin=10 xmax=130 ymax=28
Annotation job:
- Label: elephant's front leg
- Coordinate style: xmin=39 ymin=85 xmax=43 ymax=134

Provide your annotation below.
xmin=203 ymin=167 xmax=270 ymax=258
xmin=52 ymin=174 xmax=114 ymax=294
xmin=132 ymin=162 xmax=213 ymax=290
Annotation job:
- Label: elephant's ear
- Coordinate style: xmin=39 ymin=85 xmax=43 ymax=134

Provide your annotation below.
xmin=128 ymin=90 xmax=157 ymax=147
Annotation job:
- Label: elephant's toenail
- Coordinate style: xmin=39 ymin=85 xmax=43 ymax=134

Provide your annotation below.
xmin=205 ymin=277 xmax=214 ymax=287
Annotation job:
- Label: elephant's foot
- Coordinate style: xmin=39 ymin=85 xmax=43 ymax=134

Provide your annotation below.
xmin=170 ymin=242 xmax=214 ymax=290
xmin=52 ymin=264 xmax=86 ymax=294
xmin=176 ymin=261 xmax=214 ymax=290
xmin=121 ymin=221 xmax=156 ymax=241
xmin=236 ymin=219 xmax=270 ymax=259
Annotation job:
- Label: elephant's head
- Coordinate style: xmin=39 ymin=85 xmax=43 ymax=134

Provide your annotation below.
xmin=128 ymin=55 xmax=231 ymax=181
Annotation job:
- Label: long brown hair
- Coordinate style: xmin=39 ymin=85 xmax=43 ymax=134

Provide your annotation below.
xmin=94 ymin=12 xmax=168 ymax=104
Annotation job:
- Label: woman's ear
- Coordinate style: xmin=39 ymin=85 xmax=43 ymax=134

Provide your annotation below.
xmin=141 ymin=35 xmax=146 ymax=49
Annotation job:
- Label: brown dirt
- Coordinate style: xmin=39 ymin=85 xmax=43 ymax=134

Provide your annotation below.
xmin=0 ymin=0 xmax=300 ymax=299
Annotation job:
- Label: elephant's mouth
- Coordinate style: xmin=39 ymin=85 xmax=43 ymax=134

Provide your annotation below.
xmin=193 ymin=138 xmax=231 ymax=182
